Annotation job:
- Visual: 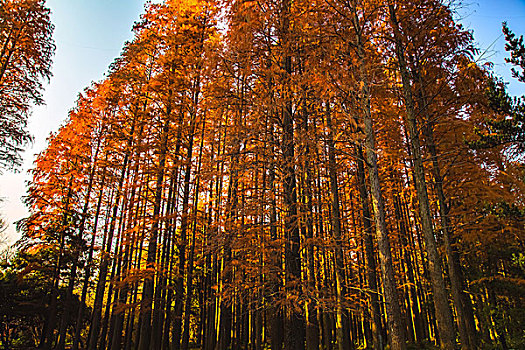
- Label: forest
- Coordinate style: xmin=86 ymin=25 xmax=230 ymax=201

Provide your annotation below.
xmin=0 ymin=0 xmax=524 ymax=349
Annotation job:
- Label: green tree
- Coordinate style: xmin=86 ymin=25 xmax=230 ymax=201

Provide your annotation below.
xmin=472 ymin=23 xmax=525 ymax=156
xmin=0 ymin=0 xmax=54 ymax=170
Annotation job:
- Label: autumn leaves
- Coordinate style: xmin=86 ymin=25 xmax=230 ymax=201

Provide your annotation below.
xmin=10 ymin=0 xmax=525 ymax=349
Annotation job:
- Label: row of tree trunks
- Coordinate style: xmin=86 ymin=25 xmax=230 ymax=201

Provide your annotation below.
xmin=22 ymin=1 xmax=504 ymax=350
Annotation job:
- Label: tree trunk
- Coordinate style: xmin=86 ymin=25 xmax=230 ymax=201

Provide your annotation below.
xmin=352 ymin=6 xmax=407 ymax=349
xmin=72 ymin=166 xmax=107 ymax=350
xmin=39 ymin=176 xmax=74 ymax=350
xmin=172 ymin=109 xmax=198 ymax=350
xmin=387 ymin=4 xmax=456 ymax=349
xmin=56 ymin=135 xmax=104 ymax=350
xmin=280 ymin=1 xmax=305 ymax=348
xmin=326 ymin=104 xmax=351 ymax=350
xmin=356 ymin=146 xmax=385 ymax=350
xmin=181 ymin=119 xmax=206 ymax=350
xmin=415 ymin=72 xmax=478 ymax=349
xmin=87 ymin=119 xmax=136 ymax=350
xmin=137 ymin=115 xmax=170 ymax=350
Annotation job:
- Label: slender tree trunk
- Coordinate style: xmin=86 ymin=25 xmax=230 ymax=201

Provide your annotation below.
xmin=87 ymin=118 xmax=136 ymax=350
xmin=356 ymin=146 xmax=384 ymax=350
xmin=110 ymin=153 xmax=145 ymax=350
xmin=216 ymin=116 xmax=239 ymax=350
xmin=302 ymin=117 xmax=320 ymax=350
xmin=172 ymin=111 xmax=198 ymax=350
xmin=393 ymin=193 xmax=424 ymax=344
xmin=56 ymin=134 xmax=104 ymax=350
xmin=415 ymin=72 xmax=478 ymax=349
xmin=39 ymin=176 xmax=74 ymax=350
xmin=352 ymin=7 xmax=407 ymax=349
xmin=325 ymin=104 xmax=351 ymax=350
xmin=181 ymin=119 xmax=206 ymax=350
xmin=72 ymin=162 xmax=107 ymax=350
xmin=387 ymin=4 xmax=455 ymax=349
xmin=137 ymin=115 xmax=170 ymax=350
xmin=268 ymin=144 xmax=284 ymax=350
xmin=160 ymin=103 xmax=186 ymax=350
xmin=280 ymin=1 xmax=305 ymax=348
xmin=100 ymin=214 xmax=127 ymax=350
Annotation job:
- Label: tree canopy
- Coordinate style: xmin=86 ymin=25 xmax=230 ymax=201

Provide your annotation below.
xmin=1 ymin=0 xmax=524 ymax=349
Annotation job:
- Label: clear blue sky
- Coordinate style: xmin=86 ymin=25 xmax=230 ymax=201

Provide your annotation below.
xmin=0 ymin=0 xmax=524 ymax=244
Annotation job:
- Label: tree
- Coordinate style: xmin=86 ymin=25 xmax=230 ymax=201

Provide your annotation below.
xmin=0 ymin=0 xmax=54 ymax=170
xmin=8 ymin=1 xmax=525 ymax=349
xmin=466 ymin=22 xmax=525 ymax=349
xmin=470 ymin=23 xmax=525 ymax=158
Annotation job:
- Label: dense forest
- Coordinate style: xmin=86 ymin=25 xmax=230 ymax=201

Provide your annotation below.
xmin=1 ymin=0 xmax=524 ymax=349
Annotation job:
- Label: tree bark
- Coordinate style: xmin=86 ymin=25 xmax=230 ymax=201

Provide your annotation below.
xmin=326 ymin=104 xmax=351 ymax=350
xmin=352 ymin=5 xmax=407 ymax=349
xmin=387 ymin=4 xmax=456 ymax=349
xmin=356 ymin=146 xmax=385 ymax=350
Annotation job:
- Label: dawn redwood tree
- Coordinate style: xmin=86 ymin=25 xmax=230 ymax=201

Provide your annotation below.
xmin=20 ymin=99 xmax=97 ymax=349
xmin=386 ymin=2 xmax=456 ymax=349
xmin=321 ymin=0 xmax=408 ymax=348
xmin=396 ymin=5 xmax=481 ymax=346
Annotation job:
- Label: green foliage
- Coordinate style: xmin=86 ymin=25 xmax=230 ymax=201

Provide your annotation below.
xmin=470 ymin=77 xmax=525 ymax=155
xmin=0 ymin=250 xmax=51 ymax=348
xmin=503 ymin=22 xmax=525 ymax=83
xmin=470 ymin=24 xmax=525 ymax=157
xmin=488 ymin=200 xmax=525 ymax=219
xmin=512 ymin=252 xmax=525 ymax=272
xmin=0 ymin=240 xmax=89 ymax=348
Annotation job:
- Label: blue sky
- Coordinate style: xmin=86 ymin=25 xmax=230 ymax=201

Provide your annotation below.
xmin=460 ymin=0 xmax=525 ymax=96
xmin=1 ymin=0 xmax=525 ymax=243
